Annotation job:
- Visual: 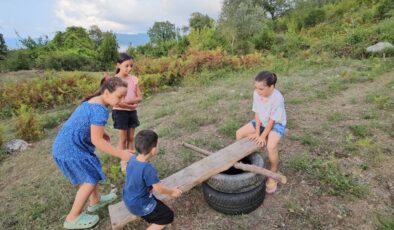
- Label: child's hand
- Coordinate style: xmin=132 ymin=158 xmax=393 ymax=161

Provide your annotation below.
xmin=171 ymin=188 xmax=183 ymax=198
xmin=247 ymin=133 xmax=259 ymax=141
xmin=256 ymin=135 xmax=267 ymax=147
xmin=121 ymin=150 xmax=134 ymax=162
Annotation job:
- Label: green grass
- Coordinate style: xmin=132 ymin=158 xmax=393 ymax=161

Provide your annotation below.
xmin=1 ymin=57 xmax=393 ymax=229
xmin=288 ymin=154 xmax=367 ymax=198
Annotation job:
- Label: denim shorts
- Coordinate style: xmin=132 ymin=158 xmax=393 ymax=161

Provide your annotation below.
xmin=251 ymin=119 xmax=286 ymax=137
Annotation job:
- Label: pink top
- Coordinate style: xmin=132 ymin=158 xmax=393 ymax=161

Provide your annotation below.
xmin=113 ymin=75 xmax=139 ymax=111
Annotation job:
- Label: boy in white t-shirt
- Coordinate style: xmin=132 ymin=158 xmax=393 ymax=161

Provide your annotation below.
xmin=236 ymin=70 xmax=287 ymax=194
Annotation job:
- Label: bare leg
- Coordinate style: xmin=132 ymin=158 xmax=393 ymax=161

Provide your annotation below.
xmin=66 ymin=183 xmax=96 ymax=222
xmin=266 ymin=131 xmax=281 ymax=173
xmin=147 ymin=224 xmax=165 ymax=230
xmin=126 ymin=128 xmax=136 ymax=152
xmin=236 ymin=123 xmax=255 ymax=140
xmin=118 ymin=129 xmax=128 ymax=150
xmin=89 ymin=184 xmax=100 ymax=206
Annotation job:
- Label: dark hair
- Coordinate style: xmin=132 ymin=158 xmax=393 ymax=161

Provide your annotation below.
xmin=135 ymin=130 xmax=158 ymax=155
xmin=255 ymin=71 xmax=277 ymax=87
xmin=116 ymin=52 xmax=133 ymax=74
xmin=82 ymin=77 xmax=127 ymax=102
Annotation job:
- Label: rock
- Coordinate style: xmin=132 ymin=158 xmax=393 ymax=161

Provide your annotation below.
xmin=4 ymin=139 xmax=29 ymax=153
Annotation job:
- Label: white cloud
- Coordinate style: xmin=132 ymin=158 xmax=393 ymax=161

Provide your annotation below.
xmin=55 ymin=0 xmax=222 ymax=34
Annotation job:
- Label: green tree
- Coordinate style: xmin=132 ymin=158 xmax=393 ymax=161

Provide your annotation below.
xmin=189 ymin=12 xmax=214 ymax=31
xmin=218 ymin=0 xmax=265 ymax=54
xmin=257 ymin=0 xmax=292 ymax=20
xmin=0 ymin=33 xmax=7 ymax=60
xmin=96 ymin=32 xmax=118 ymax=70
xmin=147 ymin=21 xmax=176 ymax=44
xmin=89 ymin=25 xmax=103 ymax=49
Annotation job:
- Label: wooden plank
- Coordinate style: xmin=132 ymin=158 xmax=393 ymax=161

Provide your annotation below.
xmin=109 ymin=138 xmax=259 ymax=230
xmin=183 ymin=142 xmax=287 ymax=184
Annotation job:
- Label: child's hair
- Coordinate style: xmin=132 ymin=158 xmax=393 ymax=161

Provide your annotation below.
xmin=135 ymin=130 xmax=158 ymax=155
xmin=116 ymin=52 xmax=133 ymax=74
xmin=82 ymin=77 xmax=127 ymax=102
xmin=255 ymin=71 xmax=277 ymax=87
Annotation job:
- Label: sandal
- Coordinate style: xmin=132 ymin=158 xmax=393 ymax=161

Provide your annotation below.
xmin=265 ymin=178 xmax=278 ymax=194
xmin=63 ymin=212 xmax=99 ymax=229
xmin=87 ymin=192 xmax=117 ymax=213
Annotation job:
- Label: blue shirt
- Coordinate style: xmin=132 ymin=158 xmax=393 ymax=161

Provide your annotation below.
xmin=122 ymin=155 xmax=160 ymax=216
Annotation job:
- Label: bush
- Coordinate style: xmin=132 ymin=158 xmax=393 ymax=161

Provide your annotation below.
xmin=16 ymin=105 xmax=43 ymax=141
xmin=37 ymin=50 xmax=96 ymax=71
xmin=304 ymin=9 xmax=326 ymax=28
xmin=4 ymin=49 xmax=32 ymax=71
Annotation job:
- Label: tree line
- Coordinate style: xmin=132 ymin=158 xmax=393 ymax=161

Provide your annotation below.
xmin=0 ymin=0 xmax=393 ymax=72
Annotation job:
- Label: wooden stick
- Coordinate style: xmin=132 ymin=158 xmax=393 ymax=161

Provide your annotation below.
xmin=183 ymin=142 xmax=287 ymax=184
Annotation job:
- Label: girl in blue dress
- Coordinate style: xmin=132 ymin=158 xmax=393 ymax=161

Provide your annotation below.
xmin=53 ymin=77 xmax=133 ymax=229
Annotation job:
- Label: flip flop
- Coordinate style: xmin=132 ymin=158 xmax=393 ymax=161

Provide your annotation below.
xmin=63 ymin=212 xmax=99 ymax=229
xmin=87 ymin=192 xmax=117 ymax=213
xmin=265 ymin=178 xmax=278 ymax=194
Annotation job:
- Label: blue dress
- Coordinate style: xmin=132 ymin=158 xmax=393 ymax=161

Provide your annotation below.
xmin=53 ymin=102 xmax=109 ymax=185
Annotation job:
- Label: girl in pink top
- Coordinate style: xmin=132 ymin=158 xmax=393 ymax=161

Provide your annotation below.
xmin=111 ymin=53 xmax=142 ymax=161
xmin=236 ymin=70 xmax=287 ymax=194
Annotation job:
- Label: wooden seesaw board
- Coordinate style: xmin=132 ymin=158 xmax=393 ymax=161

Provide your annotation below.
xmin=108 ymin=138 xmax=260 ymax=230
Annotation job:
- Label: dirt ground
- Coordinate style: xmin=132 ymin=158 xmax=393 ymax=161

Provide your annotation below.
xmin=0 ymin=62 xmax=393 ymax=230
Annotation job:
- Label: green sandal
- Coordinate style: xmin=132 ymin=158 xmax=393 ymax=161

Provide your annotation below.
xmin=87 ymin=193 xmax=117 ymax=213
xmin=63 ymin=212 xmax=99 ymax=229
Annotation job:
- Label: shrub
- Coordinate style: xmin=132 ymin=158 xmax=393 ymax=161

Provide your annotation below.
xmin=304 ymin=9 xmax=326 ymax=28
xmin=16 ymin=105 xmax=43 ymax=141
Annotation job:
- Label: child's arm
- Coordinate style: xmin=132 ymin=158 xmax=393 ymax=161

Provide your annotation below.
xmin=257 ymin=119 xmax=275 ymax=147
xmin=152 ymin=183 xmax=182 ymax=198
xmin=117 ymin=85 xmax=143 ymax=109
xmin=248 ymin=113 xmax=261 ymax=141
xmin=91 ymin=125 xmax=133 ymax=161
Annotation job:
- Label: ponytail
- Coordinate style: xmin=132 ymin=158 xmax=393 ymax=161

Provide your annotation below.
xmin=255 ymin=71 xmax=277 ymax=87
xmin=82 ymin=76 xmax=127 ymax=102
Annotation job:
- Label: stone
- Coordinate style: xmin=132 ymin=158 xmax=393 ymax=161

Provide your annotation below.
xmin=4 ymin=139 xmax=29 ymax=153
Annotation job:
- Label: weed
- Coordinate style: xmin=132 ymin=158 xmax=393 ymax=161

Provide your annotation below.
xmin=289 ymin=153 xmax=367 ymax=197
xmin=290 ymin=133 xmax=319 ymax=147
xmin=0 ymin=124 xmax=4 ymax=147
xmin=16 ymin=105 xmax=43 ymax=141
xmin=362 ymin=110 xmax=377 ymax=120
xmin=219 ymin=119 xmax=240 ymax=138
xmin=366 ymin=94 xmax=392 ymax=110
xmin=349 ymin=124 xmax=369 ymax=138
xmin=328 ymin=112 xmax=345 ymax=122
xmin=375 ymin=214 xmax=394 ymax=230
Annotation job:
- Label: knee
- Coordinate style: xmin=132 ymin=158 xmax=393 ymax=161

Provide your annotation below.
xmin=267 ymin=144 xmax=278 ymax=154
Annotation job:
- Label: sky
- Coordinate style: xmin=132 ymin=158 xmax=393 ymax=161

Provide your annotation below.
xmin=0 ymin=0 xmax=222 ymax=39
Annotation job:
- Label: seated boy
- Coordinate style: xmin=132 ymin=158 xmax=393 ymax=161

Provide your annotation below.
xmin=123 ymin=130 xmax=182 ymax=230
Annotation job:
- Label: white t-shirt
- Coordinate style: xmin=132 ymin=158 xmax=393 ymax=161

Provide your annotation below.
xmin=252 ymin=89 xmax=287 ymax=127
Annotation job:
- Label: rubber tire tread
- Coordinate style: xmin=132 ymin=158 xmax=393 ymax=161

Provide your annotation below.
xmin=202 ymin=182 xmax=265 ymax=215
xmin=206 ymin=153 xmax=265 ymax=193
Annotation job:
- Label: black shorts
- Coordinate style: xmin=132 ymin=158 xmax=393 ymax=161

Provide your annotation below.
xmin=112 ymin=110 xmax=140 ymax=130
xmin=141 ymin=198 xmax=174 ymax=225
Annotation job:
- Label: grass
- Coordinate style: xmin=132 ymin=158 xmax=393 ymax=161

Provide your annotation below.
xmin=1 ymin=57 xmax=393 ymax=229
xmin=288 ymin=153 xmax=367 ymax=198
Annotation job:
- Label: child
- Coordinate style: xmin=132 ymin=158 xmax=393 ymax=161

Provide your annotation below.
xmin=236 ymin=70 xmax=287 ymax=194
xmin=112 ymin=53 xmax=142 ymax=153
xmin=123 ymin=130 xmax=182 ymax=230
xmin=53 ymin=77 xmax=134 ymax=229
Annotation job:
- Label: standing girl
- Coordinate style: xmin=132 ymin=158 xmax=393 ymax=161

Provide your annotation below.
xmin=236 ymin=71 xmax=287 ymax=194
xmin=112 ymin=53 xmax=142 ymax=154
xmin=53 ymin=77 xmax=133 ymax=229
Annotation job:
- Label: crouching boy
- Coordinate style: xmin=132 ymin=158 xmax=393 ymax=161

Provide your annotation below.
xmin=123 ymin=130 xmax=182 ymax=230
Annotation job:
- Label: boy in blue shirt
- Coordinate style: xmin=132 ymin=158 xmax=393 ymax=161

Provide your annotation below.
xmin=123 ymin=130 xmax=182 ymax=229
